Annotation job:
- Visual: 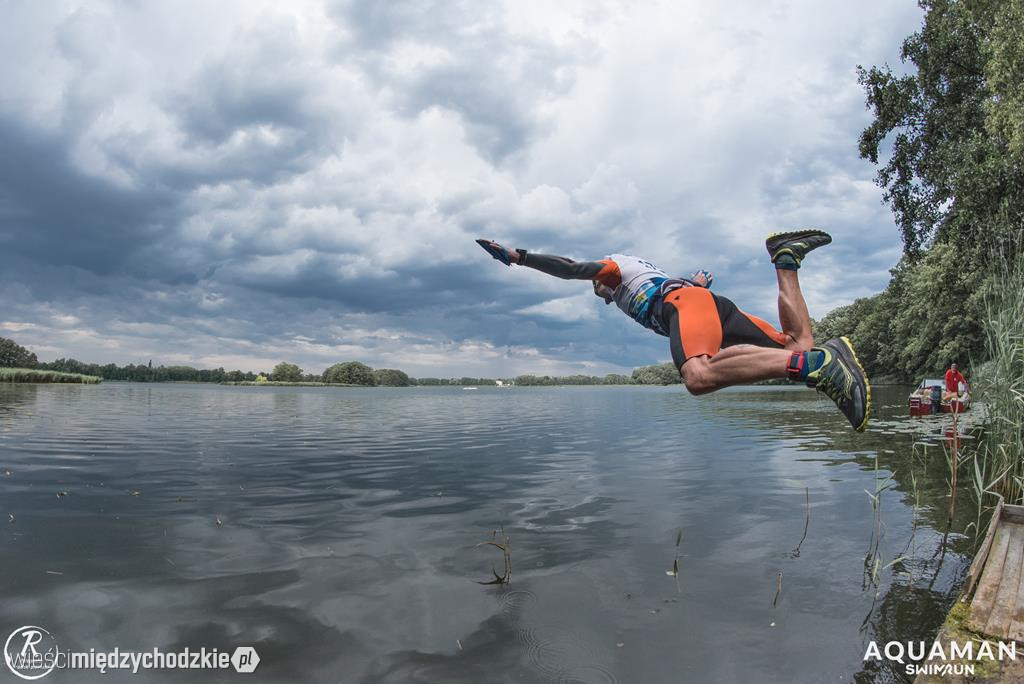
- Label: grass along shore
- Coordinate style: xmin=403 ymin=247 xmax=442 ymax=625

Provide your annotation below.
xmin=0 ymin=368 xmax=102 ymax=383
xmin=972 ymin=248 xmax=1024 ymax=504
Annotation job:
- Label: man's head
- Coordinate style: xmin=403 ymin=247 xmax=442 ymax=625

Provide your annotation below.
xmin=593 ymin=280 xmax=614 ymax=304
xmin=951 ymin=362 xmax=958 ymax=372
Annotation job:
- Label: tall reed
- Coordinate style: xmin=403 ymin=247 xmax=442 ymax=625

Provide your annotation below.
xmin=0 ymin=368 xmax=101 ymax=384
xmin=974 ymin=247 xmax=1024 ymax=503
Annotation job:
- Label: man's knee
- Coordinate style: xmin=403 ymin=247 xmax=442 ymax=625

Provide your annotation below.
xmin=686 ymin=380 xmax=715 ymax=396
xmin=681 ymin=358 xmax=714 ymax=395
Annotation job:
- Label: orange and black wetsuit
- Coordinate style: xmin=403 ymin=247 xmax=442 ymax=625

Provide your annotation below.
xmin=519 ymin=251 xmax=789 ymax=366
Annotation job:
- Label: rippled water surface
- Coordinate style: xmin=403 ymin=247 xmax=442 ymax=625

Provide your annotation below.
xmin=0 ymin=383 xmax=984 ymax=682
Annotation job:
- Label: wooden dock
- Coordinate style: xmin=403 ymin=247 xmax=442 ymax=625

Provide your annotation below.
xmin=965 ymin=502 xmax=1024 ymax=642
xmin=917 ymin=502 xmax=1024 ymax=683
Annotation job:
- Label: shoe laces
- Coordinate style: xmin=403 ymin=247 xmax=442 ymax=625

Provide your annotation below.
xmin=816 ymin=375 xmax=843 ymax=402
xmin=813 ymin=360 xmax=849 ymax=402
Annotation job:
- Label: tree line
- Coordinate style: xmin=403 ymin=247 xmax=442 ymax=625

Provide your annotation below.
xmin=277 ymin=361 xmax=682 ymax=386
xmin=40 ymin=357 xmax=262 ymax=383
xmin=2 ymin=336 xmax=687 ymax=387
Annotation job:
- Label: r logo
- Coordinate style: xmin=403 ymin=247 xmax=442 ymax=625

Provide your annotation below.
xmin=4 ymin=626 xmax=60 ymax=680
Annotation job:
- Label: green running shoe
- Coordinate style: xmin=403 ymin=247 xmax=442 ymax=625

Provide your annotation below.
xmin=765 ymin=229 xmax=832 ymax=266
xmin=805 ymin=336 xmax=871 ymax=432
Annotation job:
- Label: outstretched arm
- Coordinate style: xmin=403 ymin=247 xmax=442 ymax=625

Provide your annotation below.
xmin=518 ymin=252 xmax=610 ymax=279
xmin=477 ymin=239 xmax=619 ymax=304
xmin=477 ymin=239 xmax=614 ymax=280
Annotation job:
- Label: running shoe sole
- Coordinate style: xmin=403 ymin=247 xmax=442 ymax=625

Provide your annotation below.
xmin=831 ymin=335 xmax=871 ymax=432
xmin=765 ymin=229 xmax=832 ymax=263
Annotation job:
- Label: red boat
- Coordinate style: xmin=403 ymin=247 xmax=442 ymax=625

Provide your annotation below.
xmin=909 ymin=378 xmax=971 ymax=416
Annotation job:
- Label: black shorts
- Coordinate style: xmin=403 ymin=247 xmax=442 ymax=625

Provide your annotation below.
xmin=660 ymin=288 xmax=788 ymax=367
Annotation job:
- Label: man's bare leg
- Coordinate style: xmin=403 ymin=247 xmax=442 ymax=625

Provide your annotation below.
xmin=680 ymin=346 xmax=791 ymax=395
xmin=776 ymin=268 xmax=814 ymax=350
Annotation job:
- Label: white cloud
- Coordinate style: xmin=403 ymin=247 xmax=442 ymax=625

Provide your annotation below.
xmin=515 ymin=293 xmax=600 ymax=322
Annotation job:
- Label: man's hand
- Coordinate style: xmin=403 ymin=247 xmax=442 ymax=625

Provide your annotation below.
xmin=690 ymin=269 xmax=713 ymax=288
xmin=475 ymin=239 xmax=520 ymax=266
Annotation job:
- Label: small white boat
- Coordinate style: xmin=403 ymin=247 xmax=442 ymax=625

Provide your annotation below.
xmin=909 ymin=378 xmax=971 ymax=416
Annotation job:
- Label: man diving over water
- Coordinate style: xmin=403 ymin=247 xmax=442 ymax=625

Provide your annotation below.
xmin=477 ymin=230 xmax=871 ymax=432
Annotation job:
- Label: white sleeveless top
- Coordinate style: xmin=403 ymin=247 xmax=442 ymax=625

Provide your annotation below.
xmin=606 ymin=254 xmax=671 ymax=327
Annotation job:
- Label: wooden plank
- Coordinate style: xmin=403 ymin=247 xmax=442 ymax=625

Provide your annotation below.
xmin=962 ymin=501 xmax=1004 ymax=602
xmin=1002 ymin=504 xmax=1024 ymax=525
xmin=1007 ymin=534 xmax=1024 ymax=643
xmin=969 ymin=522 xmax=1012 ymax=633
xmin=985 ymin=524 xmax=1024 ymax=638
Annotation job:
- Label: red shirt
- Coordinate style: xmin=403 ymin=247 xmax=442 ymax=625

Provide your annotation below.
xmin=945 ymin=369 xmax=965 ymax=392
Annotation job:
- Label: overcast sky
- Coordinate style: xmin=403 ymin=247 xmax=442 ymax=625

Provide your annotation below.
xmin=0 ymin=1 xmax=923 ymax=377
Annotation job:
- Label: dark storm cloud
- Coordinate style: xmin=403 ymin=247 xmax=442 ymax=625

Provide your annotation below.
xmin=166 ymin=30 xmax=353 ymax=176
xmin=174 ymin=69 xmax=314 ymax=147
xmin=0 ymin=119 xmax=173 ymax=277
xmin=228 ymin=256 xmax=538 ymax=315
xmin=333 ymin=0 xmax=469 ymax=48
xmin=399 ymin=65 xmax=537 ymax=163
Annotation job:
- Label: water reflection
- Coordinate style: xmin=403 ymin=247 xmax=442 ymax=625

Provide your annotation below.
xmin=0 ymin=383 xmax=982 ymax=682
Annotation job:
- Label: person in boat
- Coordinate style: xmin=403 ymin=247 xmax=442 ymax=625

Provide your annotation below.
xmin=476 ymin=230 xmax=871 ymax=432
xmin=945 ymin=362 xmax=969 ymax=398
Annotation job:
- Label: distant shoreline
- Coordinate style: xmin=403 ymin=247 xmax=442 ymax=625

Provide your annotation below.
xmin=221 ymin=381 xmax=363 ymax=387
xmin=0 ymin=374 xmax=912 ymax=388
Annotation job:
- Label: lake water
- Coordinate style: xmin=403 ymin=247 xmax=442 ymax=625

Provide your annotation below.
xmin=0 ymin=383 xmax=984 ymax=682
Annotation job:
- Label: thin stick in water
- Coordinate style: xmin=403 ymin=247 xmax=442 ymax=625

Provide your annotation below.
xmin=772 ymin=571 xmax=783 ymax=608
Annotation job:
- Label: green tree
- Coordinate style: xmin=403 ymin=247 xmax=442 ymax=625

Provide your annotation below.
xmin=373 ymin=368 xmax=411 ymax=386
xmin=850 ymin=0 xmax=1023 ymax=380
xmin=858 ymin=0 xmax=1023 ymax=260
xmin=984 ymin=0 xmax=1024 ymax=154
xmin=857 ymin=0 xmax=991 ymax=256
xmin=323 ymin=361 xmax=377 ymax=386
xmin=0 ymin=337 xmax=38 ymax=368
xmin=271 ymin=362 xmax=304 ymax=382
xmin=631 ymin=363 xmax=680 ymax=385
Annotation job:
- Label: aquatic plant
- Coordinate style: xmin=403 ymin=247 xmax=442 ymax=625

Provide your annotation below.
xmin=790 ymin=487 xmax=811 ymax=558
xmin=971 ymin=247 xmax=1024 ymax=503
xmin=772 ymin=571 xmax=783 ymax=608
xmin=864 ymin=453 xmax=895 ymax=578
xmin=666 ymin=527 xmax=683 ymax=594
xmin=0 ymin=368 xmax=101 ymax=383
xmin=666 ymin=528 xmax=682 ymax=576
xmin=945 ymin=410 xmax=963 ymax=524
xmin=475 ymin=529 xmax=511 ymax=585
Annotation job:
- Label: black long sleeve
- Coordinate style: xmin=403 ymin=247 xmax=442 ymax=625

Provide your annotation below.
xmin=519 ymin=252 xmax=607 ymax=280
